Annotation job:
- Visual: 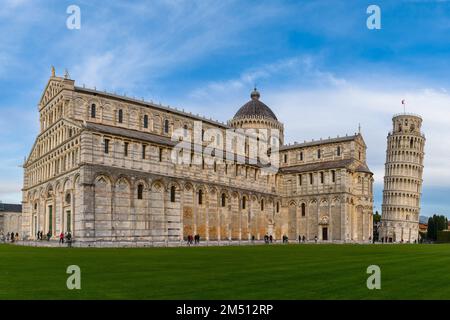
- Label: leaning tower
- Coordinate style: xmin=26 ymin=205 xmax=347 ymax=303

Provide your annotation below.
xmin=380 ymin=114 xmax=425 ymax=243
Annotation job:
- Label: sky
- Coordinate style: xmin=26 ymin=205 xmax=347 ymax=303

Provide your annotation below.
xmin=0 ymin=0 xmax=449 ymax=217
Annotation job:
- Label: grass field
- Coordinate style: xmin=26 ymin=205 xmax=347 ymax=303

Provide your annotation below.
xmin=1 ymin=243 xmax=450 ymax=300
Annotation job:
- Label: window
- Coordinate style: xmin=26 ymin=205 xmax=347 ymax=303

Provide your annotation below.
xmin=104 ymin=139 xmax=110 ymax=154
xmin=276 ymin=202 xmax=280 ymax=213
xmin=118 ymin=109 xmax=123 ymax=123
xmin=159 ymin=148 xmax=163 ymax=162
xmin=337 ymin=146 xmax=341 ymax=156
xmin=261 ymin=199 xmax=264 ymax=211
xmin=164 ymin=119 xmax=169 ymax=133
xmin=317 ymin=149 xmax=321 ymax=159
xmin=198 ymin=189 xmax=203 ymax=205
xmin=124 ymin=142 xmax=129 ymax=157
xmin=91 ymin=104 xmax=96 ymax=118
xmin=143 ymin=115 xmax=148 ymax=129
xmin=242 ymin=196 xmax=246 ymax=209
xmin=65 ymin=193 xmax=71 ymax=205
xmin=298 ymin=174 xmax=302 ymax=186
xmin=214 ymin=162 xmax=217 ymax=172
xmin=299 ymin=152 xmax=303 ymax=161
xmin=284 ymin=154 xmax=288 ymax=163
xmin=137 ymin=184 xmax=144 ymax=200
xmin=301 ymin=203 xmax=306 ymax=216
xmin=170 ymin=186 xmax=176 ymax=203
xmin=221 ymin=193 xmax=226 ymax=207
xmin=332 ymin=170 xmax=336 ymax=183
xmin=142 ymin=145 xmax=146 ymax=159
xmin=320 ymin=172 xmax=324 ymax=184
xmin=410 ymin=138 xmax=414 ymax=148
xmin=309 ymin=173 xmax=313 ymax=185
xmin=359 ymin=151 xmax=361 ymax=160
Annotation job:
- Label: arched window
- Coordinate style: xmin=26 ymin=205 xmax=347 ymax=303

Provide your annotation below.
xmin=301 ymin=203 xmax=306 ymax=216
xmin=91 ymin=104 xmax=96 ymax=118
xmin=221 ymin=193 xmax=226 ymax=207
xmin=65 ymin=193 xmax=71 ymax=205
xmin=261 ymin=199 xmax=264 ymax=211
xmin=143 ymin=115 xmax=148 ymax=128
xmin=410 ymin=138 xmax=414 ymax=148
xmin=164 ymin=119 xmax=169 ymax=133
xmin=137 ymin=184 xmax=144 ymax=200
xmin=242 ymin=196 xmax=246 ymax=209
xmin=170 ymin=186 xmax=176 ymax=203
xmin=198 ymin=189 xmax=203 ymax=205
xmin=118 ymin=109 xmax=123 ymax=123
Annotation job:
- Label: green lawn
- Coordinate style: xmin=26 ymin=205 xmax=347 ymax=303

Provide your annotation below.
xmin=0 ymin=243 xmax=449 ymax=300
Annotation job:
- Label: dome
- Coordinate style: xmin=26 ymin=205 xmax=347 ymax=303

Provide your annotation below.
xmin=233 ymin=88 xmax=278 ymax=121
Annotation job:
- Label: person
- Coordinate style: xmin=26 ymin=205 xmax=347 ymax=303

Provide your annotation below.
xmin=302 ymin=235 xmax=306 ymax=243
xmin=15 ymin=233 xmax=19 ymax=241
xmin=298 ymin=235 xmax=301 ymax=243
xmin=6 ymin=232 xmax=10 ymax=241
xmin=0 ymin=232 xmax=5 ymax=243
xmin=47 ymin=231 xmax=51 ymax=241
xmin=269 ymin=235 xmax=273 ymax=243
xmin=251 ymin=235 xmax=255 ymax=243
xmin=65 ymin=232 xmax=72 ymax=247
xmin=10 ymin=232 xmax=15 ymax=243
xmin=314 ymin=235 xmax=318 ymax=243
xmin=59 ymin=232 xmax=64 ymax=244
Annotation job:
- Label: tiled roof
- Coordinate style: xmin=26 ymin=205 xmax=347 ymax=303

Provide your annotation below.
xmin=0 ymin=203 xmax=22 ymax=212
xmin=280 ymin=134 xmax=360 ymax=151
xmin=84 ymin=122 xmax=177 ymax=147
xmin=233 ymin=89 xmax=277 ymax=121
xmin=280 ymin=158 xmax=372 ymax=174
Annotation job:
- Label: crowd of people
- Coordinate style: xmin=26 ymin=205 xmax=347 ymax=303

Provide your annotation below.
xmin=183 ymin=233 xmax=326 ymax=245
xmin=0 ymin=231 xmax=20 ymax=243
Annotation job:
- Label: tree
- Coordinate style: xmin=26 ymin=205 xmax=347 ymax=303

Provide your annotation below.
xmin=427 ymin=214 xmax=448 ymax=241
xmin=373 ymin=211 xmax=381 ymax=224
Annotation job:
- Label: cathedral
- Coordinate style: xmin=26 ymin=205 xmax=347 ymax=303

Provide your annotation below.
xmin=21 ymin=70 xmax=374 ymax=246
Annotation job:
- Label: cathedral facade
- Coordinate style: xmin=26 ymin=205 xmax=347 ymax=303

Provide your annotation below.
xmin=21 ymin=71 xmax=374 ymax=246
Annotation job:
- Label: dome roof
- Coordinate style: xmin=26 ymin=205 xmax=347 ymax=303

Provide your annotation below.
xmin=233 ymin=89 xmax=278 ymax=121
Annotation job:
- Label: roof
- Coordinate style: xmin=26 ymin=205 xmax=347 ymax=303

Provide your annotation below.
xmin=84 ymin=122 xmax=177 ymax=147
xmin=0 ymin=203 xmax=22 ymax=213
xmin=233 ymin=89 xmax=278 ymax=121
xmin=83 ymin=122 xmax=271 ymax=168
xmin=280 ymin=134 xmax=360 ymax=151
xmin=280 ymin=158 xmax=372 ymax=174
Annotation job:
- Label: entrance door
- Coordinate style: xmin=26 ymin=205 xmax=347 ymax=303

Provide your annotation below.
xmin=48 ymin=205 xmax=53 ymax=235
xmin=66 ymin=210 xmax=71 ymax=233
xmin=322 ymin=227 xmax=328 ymax=241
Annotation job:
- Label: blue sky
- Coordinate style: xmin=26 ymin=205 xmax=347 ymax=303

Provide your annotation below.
xmin=1 ymin=0 xmax=450 ymax=217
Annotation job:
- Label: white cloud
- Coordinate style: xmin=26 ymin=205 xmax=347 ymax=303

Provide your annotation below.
xmin=183 ymin=57 xmax=450 ymax=188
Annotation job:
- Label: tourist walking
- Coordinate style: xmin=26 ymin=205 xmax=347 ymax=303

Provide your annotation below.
xmin=59 ymin=232 xmax=65 ymax=244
